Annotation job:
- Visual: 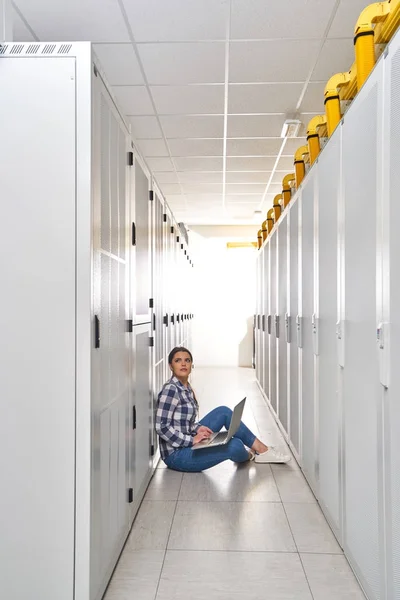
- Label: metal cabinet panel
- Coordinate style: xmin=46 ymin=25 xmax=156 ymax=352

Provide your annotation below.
xmin=300 ymin=175 xmax=316 ymax=489
xmin=92 ymin=76 xmax=132 ymax=598
xmin=263 ymin=244 xmax=270 ymax=400
xmin=316 ymin=125 xmax=341 ymax=536
xmin=135 ymin=161 xmax=151 ymax=324
xmin=269 ymin=231 xmax=278 ymax=411
xmin=134 ymin=324 xmax=153 ymax=496
xmin=0 ymin=55 xmax=76 ymax=600
xmin=259 ymin=250 xmax=265 ymax=392
xmin=383 ymin=35 xmax=400 ymax=600
xmin=342 ymin=62 xmax=383 ymax=600
xmin=288 ymin=203 xmax=300 ymax=454
xmin=277 ymin=216 xmax=288 ymax=433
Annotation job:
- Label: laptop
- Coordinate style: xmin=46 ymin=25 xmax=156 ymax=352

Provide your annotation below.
xmin=192 ymin=398 xmax=246 ymax=450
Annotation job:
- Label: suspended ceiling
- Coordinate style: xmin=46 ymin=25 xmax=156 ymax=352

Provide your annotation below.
xmin=12 ymin=0 xmax=368 ymax=225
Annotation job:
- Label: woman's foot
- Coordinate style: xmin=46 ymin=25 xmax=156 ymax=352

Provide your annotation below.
xmin=254 ymin=446 xmax=291 ymax=464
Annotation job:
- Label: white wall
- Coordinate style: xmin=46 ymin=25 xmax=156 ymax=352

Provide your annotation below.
xmin=189 ymin=229 xmax=256 ymax=367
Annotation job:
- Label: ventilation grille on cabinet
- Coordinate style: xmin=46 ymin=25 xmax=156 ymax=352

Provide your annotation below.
xmin=58 ymin=44 xmax=72 ymax=54
xmin=0 ymin=42 xmax=74 ymax=56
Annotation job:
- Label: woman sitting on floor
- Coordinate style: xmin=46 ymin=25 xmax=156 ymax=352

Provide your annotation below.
xmin=155 ymin=346 xmax=290 ymax=472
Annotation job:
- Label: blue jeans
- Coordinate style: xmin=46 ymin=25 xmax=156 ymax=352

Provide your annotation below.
xmin=164 ymin=406 xmax=257 ymax=472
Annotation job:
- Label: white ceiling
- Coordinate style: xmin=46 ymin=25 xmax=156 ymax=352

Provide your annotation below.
xmin=12 ymin=0 xmax=368 ymax=225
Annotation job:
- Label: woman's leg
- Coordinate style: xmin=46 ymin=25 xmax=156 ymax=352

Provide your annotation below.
xmin=164 ymin=437 xmax=250 ymax=473
xmin=199 ymin=405 xmax=258 ymax=450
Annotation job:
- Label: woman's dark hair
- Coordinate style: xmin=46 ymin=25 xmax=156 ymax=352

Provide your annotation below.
xmin=168 ymin=346 xmax=193 ymax=365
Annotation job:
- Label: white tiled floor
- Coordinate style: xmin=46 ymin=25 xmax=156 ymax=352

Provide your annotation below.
xmin=104 ymin=368 xmax=365 ymax=600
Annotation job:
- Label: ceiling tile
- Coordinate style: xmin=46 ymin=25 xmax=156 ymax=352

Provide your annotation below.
xmin=229 ymin=40 xmax=321 ymax=83
xmin=178 ymin=172 xmax=223 ymax=183
xmin=16 ymin=0 xmax=130 ymax=42
xmin=151 ymin=85 xmax=224 ymax=114
xmin=173 ymin=157 xmax=223 ymax=171
xmin=12 ymin=6 xmax=36 ymax=41
xmin=226 ymin=204 xmax=260 ymax=219
xmin=181 ymin=184 xmax=223 ymax=194
xmin=182 ymin=194 xmax=224 ymax=203
xmin=137 ymin=139 xmax=169 ymax=157
xmin=228 ymin=83 xmax=304 ymax=114
xmin=113 ymin=86 xmax=154 ymax=115
xmin=226 ymin=138 xmax=282 ymax=156
xmin=284 ymin=137 xmax=308 ymax=155
xmin=168 ymin=139 xmax=223 ymax=156
xmin=146 ymin=157 xmax=175 ymax=171
xmin=123 ymin=0 xmax=229 ymax=42
xmin=328 ymin=0 xmax=368 ymax=38
xmin=297 ymin=82 xmax=325 ymax=113
xmin=128 ymin=116 xmax=162 ymax=139
xmin=271 ymin=171 xmax=291 ymax=184
xmin=160 ymin=115 xmax=224 ymax=138
xmin=227 ymin=115 xmax=287 ymax=137
xmin=159 ymin=184 xmax=182 ymax=195
xmin=153 ymin=172 xmax=179 ymax=184
xmin=311 ymin=38 xmax=355 ymax=81
xmin=225 ymin=183 xmax=266 ymax=194
xmin=225 ymin=171 xmax=271 ymax=183
xmin=138 ymin=42 xmax=225 ymax=84
xmin=277 ymin=156 xmax=296 ymax=171
xmin=226 ymin=157 xmax=277 ymax=171
xmin=94 ymin=44 xmax=144 ymax=85
xmin=225 ymin=194 xmax=262 ymax=203
xmin=265 ymin=183 xmax=283 ymax=196
xmin=230 ymin=0 xmax=337 ymax=40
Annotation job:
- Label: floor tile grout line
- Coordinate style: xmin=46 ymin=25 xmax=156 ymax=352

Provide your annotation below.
xmin=275 ymin=469 xmax=315 ymax=600
xmin=152 ymin=474 xmax=185 ymax=600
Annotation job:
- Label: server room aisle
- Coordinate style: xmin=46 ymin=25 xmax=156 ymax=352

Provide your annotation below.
xmin=104 ymin=368 xmax=365 ymax=600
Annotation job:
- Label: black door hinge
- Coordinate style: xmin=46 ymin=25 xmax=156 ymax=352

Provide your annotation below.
xmin=163 ymin=314 xmax=169 ymax=326
xmin=153 ymin=314 xmax=156 ymax=331
xmin=94 ymin=315 xmax=100 ymax=349
xmin=128 ymin=488 xmax=133 ymax=503
xmin=132 ymin=406 xmax=136 ymax=430
xmin=132 ymin=222 xmax=136 ymax=246
xmin=127 ymin=319 xmax=133 ymax=333
xmin=149 ymin=298 xmax=154 ymax=309
xmin=150 ymin=444 xmax=155 ymax=457
xmin=149 ymin=336 xmax=154 ymax=347
xmin=128 ymin=151 xmax=134 ymax=166
xmin=176 ymin=236 xmax=180 ymax=243
xmin=171 ymin=314 xmax=175 ymax=325
xmin=149 ymin=190 xmax=154 ymax=201
xmin=181 ymin=244 xmax=183 ymax=250
xmin=163 ymin=213 xmax=167 ymax=222
xmin=177 ymin=314 xmax=180 ymax=323
xmin=171 ymin=226 xmax=174 ymax=234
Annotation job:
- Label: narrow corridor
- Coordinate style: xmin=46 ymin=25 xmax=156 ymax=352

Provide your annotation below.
xmin=104 ymin=368 xmax=365 ymax=600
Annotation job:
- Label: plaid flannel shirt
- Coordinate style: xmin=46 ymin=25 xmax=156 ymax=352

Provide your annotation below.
xmin=155 ymin=376 xmax=200 ymax=460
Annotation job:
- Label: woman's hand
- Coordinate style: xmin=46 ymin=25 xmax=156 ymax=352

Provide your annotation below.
xmin=193 ymin=430 xmax=212 ymax=444
xmin=197 ymin=425 xmax=213 ymax=436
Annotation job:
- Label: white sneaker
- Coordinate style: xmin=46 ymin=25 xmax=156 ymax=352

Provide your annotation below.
xmin=254 ymin=447 xmax=291 ymax=464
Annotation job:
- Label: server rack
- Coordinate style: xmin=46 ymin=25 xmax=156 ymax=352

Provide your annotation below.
xmin=254 ymin=27 xmax=400 ymax=600
xmin=0 ymin=42 xmax=193 ymax=600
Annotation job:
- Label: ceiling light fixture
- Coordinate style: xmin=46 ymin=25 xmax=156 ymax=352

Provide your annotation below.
xmin=280 ymin=119 xmax=302 ymax=138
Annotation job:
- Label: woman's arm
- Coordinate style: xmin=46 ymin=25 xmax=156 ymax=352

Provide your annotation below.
xmin=155 ymin=384 xmax=194 ymax=448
